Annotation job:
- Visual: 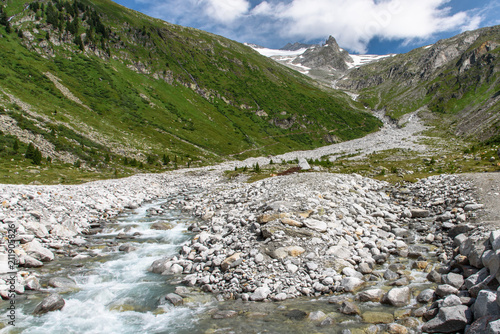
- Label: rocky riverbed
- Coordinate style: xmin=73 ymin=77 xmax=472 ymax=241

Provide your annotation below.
xmin=2 ymin=165 xmax=500 ymax=333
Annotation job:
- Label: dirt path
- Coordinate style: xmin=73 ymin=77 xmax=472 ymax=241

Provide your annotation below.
xmin=459 ymin=172 xmax=500 ymax=229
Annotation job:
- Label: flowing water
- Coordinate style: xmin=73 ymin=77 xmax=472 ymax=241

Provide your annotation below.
xmin=2 ymin=200 xmax=433 ymax=334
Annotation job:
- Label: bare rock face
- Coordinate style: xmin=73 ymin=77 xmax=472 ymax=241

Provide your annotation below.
xmin=293 ymin=36 xmax=352 ymax=71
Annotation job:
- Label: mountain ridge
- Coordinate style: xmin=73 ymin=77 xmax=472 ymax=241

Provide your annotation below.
xmin=0 ymin=0 xmax=381 ymax=182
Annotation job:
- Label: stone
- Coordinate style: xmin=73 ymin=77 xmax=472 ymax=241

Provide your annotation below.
xmin=281 ymin=217 xmax=303 ymax=227
xmin=221 ymin=253 xmax=242 ymax=271
xmin=22 ymin=239 xmax=55 ymax=262
xmin=250 ymin=286 xmax=271 ymax=301
xmin=466 ymin=316 xmax=500 ymax=334
xmin=427 ymin=270 xmax=442 ymax=283
xmin=212 ymin=310 xmax=238 ymax=319
xmin=465 ymin=268 xmax=489 ymax=290
xmin=473 ymin=290 xmax=500 ymax=319
xmin=442 ymin=273 xmax=464 ymax=289
xmin=285 ymin=309 xmax=307 ymax=320
xmin=343 ymin=267 xmax=363 ymax=279
xmin=382 ymin=287 xmax=411 ymax=307
xmin=357 ymin=289 xmax=384 ymax=303
xmin=33 ymin=294 xmax=65 ymax=315
xmin=387 ymin=323 xmax=408 ymax=334
xmin=417 ymin=289 xmax=435 ymax=304
xmin=286 ymin=263 xmax=299 ymax=274
xmin=341 ymin=277 xmax=365 ymax=292
xmin=258 ymin=213 xmax=288 ymax=224
xmin=488 ymin=319 xmax=500 ymax=333
xmin=411 ymin=209 xmax=430 ymax=218
xmin=464 ymin=204 xmax=484 ymax=211
xmin=435 ymin=284 xmax=459 ymax=298
xmin=358 ymin=262 xmax=373 ymax=274
xmin=339 ymin=301 xmax=360 ymax=315
xmin=298 ymin=158 xmax=311 ymax=170
xmin=441 ymin=295 xmax=462 ymax=308
xmin=326 ymin=245 xmax=351 ymax=259
xmin=48 ymin=277 xmax=78 ymax=290
xmin=469 ymin=239 xmax=489 ymax=268
xmin=118 ymin=244 xmax=137 ymax=252
xmin=308 ymin=310 xmax=326 ymax=321
xmin=491 ymin=230 xmax=500 ymax=251
xmin=362 ymin=311 xmax=394 ymax=324
xmin=19 ymin=254 xmax=44 ymax=268
xmin=421 ymin=305 xmax=472 ymax=333
xmin=25 ymin=276 xmax=41 ymax=290
xmin=272 ymin=293 xmax=287 ymax=301
xmin=164 ymin=293 xmax=184 ymax=306
xmin=303 ymin=218 xmax=327 ymax=232
xmin=150 ymin=222 xmax=174 ymax=230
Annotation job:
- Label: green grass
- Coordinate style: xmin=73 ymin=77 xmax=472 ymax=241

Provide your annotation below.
xmin=0 ymin=0 xmax=384 ymax=183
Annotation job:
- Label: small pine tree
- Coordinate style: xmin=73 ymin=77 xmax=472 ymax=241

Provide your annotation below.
xmin=32 ymin=147 xmax=42 ymax=165
xmin=253 ymin=163 xmax=260 ymax=172
xmin=162 ymin=154 xmax=170 ymax=165
xmin=13 ymin=139 xmax=19 ymax=153
xmin=25 ymin=143 xmax=35 ymax=160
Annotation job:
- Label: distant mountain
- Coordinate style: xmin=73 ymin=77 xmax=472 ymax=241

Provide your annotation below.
xmin=337 ymin=25 xmax=500 ymax=141
xmin=250 ymin=36 xmax=392 ymax=82
xmin=280 ymin=42 xmax=317 ymax=51
xmin=0 ymin=0 xmax=381 ymax=176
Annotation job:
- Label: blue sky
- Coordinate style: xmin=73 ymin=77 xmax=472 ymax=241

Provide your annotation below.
xmin=115 ymin=0 xmax=500 ymax=54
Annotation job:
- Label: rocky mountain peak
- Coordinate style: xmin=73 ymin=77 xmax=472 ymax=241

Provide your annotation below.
xmin=280 ymin=42 xmax=316 ymax=51
xmin=292 ymin=35 xmax=353 ymax=71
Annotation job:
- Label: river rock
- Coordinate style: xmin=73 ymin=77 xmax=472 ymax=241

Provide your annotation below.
xmin=490 ymin=230 xmax=500 ymax=251
xmin=411 ymin=209 xmax=430 ymax=218
xmin=421 ymin=305 xmax=472 ymax=333
xmin=382 ymin=287 xmax=411 ymax=307
xmin=164 ymin=293 xmax=184 ymax=306
xmin=212 ymin=310 xmax=238 ymax=319
xmin=22 ymin=239 xmax=55 ymax=262
xmin=250 ymin=286 xmax=271 ymax=301
xmin=362 ymin=311 xmax=394 ymax=324
xmin=308 ymin=310 xmax=326 ymax=321
xmin=303 ymin=219 xmax=327 ymax=232
xmin=33 ymin=294 xmax=65 ymax=315
xmin=221 ymin=253 xmax=242 ymax=271
xmin=298 ymin=158 xmax=310 ymax=170
xmin=150 ymin=222 xmax=174 ymax=230
xmin=339 ymin=301 xmax=360 ymax=315
xmin=357 ymin=289 xmax=385 ymax=302
xmin=417 ymin=289 xmax=435 ymax=304
xmin=19 ymin=254 xmax=44 ymax=268
xmin=48 ymin=277 xmax=78 ymax=290
xmin=435 ymin=284 xmax=459 ymax=298
xmin=473 ymin=290 xmax=500 ymax=319
xmin=341 ymin=277 xmax=365 ymax=292
xmin=442 ymin=273 xmax=464 ymax=289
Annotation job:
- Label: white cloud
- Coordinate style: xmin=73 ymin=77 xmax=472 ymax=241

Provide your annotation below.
xmin=259 ymin=0 xmax=482 ymax=53
xmin=202 ymin=0 xmax=250 ymax=23
xmin=135 ymin=0 xmax=485 ymax=53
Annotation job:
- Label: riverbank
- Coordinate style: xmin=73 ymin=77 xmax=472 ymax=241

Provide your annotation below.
xmin=2 ymin=166 xmax=500 ymax=332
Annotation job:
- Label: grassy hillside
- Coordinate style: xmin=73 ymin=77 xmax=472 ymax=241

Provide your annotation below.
xmin=338 ymin=26 xmax=500 ymax=141
xmin=0 ymin=0 xmax=381 ymax=184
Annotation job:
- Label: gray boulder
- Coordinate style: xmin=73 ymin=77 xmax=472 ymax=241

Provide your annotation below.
xmin=422 ymin=305 xmax=472 ymax=333
xmin=298 ymin=158 xmax=311 ymax=170
xmin=442 ymin=273 xmax=464 ymax=289
xmin=33 ymin=294 xmax=65 ymax=315
xmin=382 ymin=286 xmax=410 ymax=307
xmin=473 ymin=290 xmax=500 ymax=319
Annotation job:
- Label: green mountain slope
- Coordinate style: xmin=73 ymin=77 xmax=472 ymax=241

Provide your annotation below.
xmin=338 ymin=25 xmax=500 ymax=142
xmin=0 ymin=0 xmax=381 ymax=182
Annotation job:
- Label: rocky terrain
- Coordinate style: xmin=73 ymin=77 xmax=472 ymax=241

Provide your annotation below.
xmin=1 ymin=148 xmax=500 ymax=332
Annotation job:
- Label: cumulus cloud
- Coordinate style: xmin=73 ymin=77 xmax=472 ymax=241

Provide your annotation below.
xmin=203 ymin=0 xmax=250 ymax=23
xmin=135 ymin=0 xmax=485 ymax=53
xmin=264 ymin=0 xmax=482 ymax=53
